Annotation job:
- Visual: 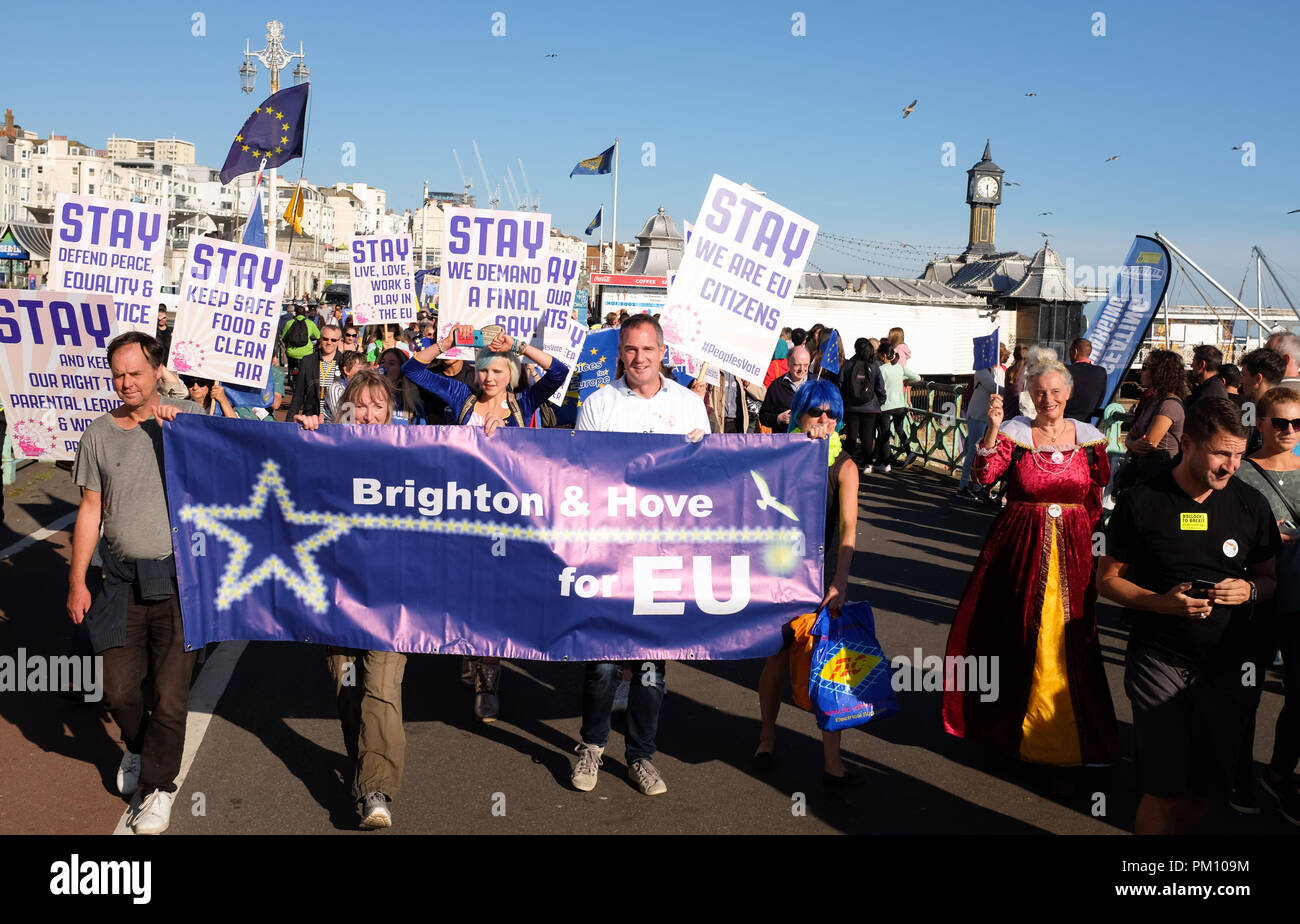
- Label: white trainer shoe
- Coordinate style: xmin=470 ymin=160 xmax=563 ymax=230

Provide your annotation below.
xmin=629 ymin=758 xmax=668 ymax=796
xmin=360 ymin=791 xmax=392 ymax=828
xmin=116 ymin=751 xmax=141 ymax=796
xmin=132 ymin=789 xmax=174 ymax=835
xmin=571 ymin=743 xmax=604 ymax=792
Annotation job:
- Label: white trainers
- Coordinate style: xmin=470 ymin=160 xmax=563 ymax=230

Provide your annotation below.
xmin=571 ymin=743 xmax=604 ymax=792
xmin=132 ymin=789 xmax=174 ymax=835
xmin=862 ymin=464 xmax=873 ymax=474
xmin=360 ymin=791 xmax=392 ymax=828
xmin=881 ymin=464 xmax=892 ymax=473
xmin=629 ymin=758 xmax=668 ymax=796
xmin=612 ymin=679 xmax=631 ymax=713
xmin=116 ymin=751 xmax=141 ymax=796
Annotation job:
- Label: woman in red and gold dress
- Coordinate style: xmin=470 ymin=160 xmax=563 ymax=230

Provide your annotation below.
xmin=942 ymin=353 xmax=1119 ymax=766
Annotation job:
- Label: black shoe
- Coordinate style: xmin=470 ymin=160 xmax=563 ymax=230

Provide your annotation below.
xmin=1260 ymin=772 xmax=1300 ymax=826
xmin=751 ymin=751 xmax=775 ymax=773
xmin=1228 ymin=780 xmax=1260 ymax=815
xmin=822 ymin=768 xmax=865 ymax=788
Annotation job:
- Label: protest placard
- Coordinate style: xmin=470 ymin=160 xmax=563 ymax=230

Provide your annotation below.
xmin=168 ymin=237 xmax=288 ymax=388
xmin=0 ymin=290 xmax=119 ymax=460
xmin=46 ymin=194 xmax=168 ymax=335
xmin=661 ymin=175 xmax=817 ymax=382
xmin=531 ymin=251 xmax=585 ymax=405
xmin=348 ymin=233 xmax=417 ymax=327
xmin=439 ymin=206 xmax=550 ymax=358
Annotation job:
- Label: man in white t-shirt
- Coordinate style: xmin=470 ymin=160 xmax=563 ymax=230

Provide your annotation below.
xmin=571 ymin=315 xmax=709 ymax=796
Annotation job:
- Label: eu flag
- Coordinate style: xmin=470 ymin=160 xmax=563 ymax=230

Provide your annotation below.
xmin=585 ymin=204 xmax=603 ymax=236
xmin=972 ymin=330 xmax=999 ymax=371
xmin=570 ymin=144 xmax=614 ymax=177
xmin=220 ymin=83 xmax=310 ymax=185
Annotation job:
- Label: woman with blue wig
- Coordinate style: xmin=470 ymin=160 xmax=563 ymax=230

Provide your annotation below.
xmin=404 ymin=324 xmax=570 ymax=720
xmin=752 ymin=376 xmax=863 ymax=785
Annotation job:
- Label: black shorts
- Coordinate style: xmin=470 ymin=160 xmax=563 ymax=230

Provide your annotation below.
xmin=1124 ymin=645 xmax=1248 ymax=800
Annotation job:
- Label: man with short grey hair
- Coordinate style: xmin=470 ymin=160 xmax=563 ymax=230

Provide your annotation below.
xmin=759 ymin=345 xmax=810 ymax=430
xmin=67 ymin=331 xmax=202 ymax=835
xmin=1266 ymin=331 xmax=1300 ymax=385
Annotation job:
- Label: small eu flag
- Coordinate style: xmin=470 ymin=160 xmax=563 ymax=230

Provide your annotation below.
xmin=241 ymin=194 xmax=266 ymax=248
xmin=570 ymin=144 xmax=614 ymax=177
xmin=585 ymin=204 xmax=603 ymax=236
xmin=220 ymin=83 xmax=310 ymax=185
xmin=973 ymin=330 xmax=999 ymax=371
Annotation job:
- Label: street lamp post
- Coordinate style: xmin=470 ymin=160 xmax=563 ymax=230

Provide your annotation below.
xmin=238 ymin=19 xmax=309 ymax=255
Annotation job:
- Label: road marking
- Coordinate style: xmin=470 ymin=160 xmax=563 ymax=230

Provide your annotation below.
xmin=113 ymin=640 xmax=249 ymax=835
xmin=0 ymin=511 xmax=78 ymax=561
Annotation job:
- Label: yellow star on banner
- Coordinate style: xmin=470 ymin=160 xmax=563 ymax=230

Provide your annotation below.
xmin=589 ymin=347 xmax=598 ymax=355
xmin=282 ymin=122 xmax=289 ymax=130
xmin=235 ymin=134 xmax=243 ymax=142
xmin=275 ymin=146 xmax=282 ymax=154
xmin=598 ymin=355 xmax=606 ymax=363
xmin=253 ymin=107 xmax=262 ymax=114
xmin=281 ymin=135 xmax=288 ymax=144
xmin=241 ymin=144 xmax=250 ymax=152
xmin=275 ymin=110 xmax=283 ymax=119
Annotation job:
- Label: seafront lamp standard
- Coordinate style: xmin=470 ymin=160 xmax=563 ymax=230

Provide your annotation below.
xmin=238 ymin=19 xmax=309 ymax=254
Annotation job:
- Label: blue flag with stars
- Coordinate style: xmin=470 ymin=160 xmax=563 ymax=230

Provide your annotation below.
xmin=570 ymin=144 xmax=614 ymax=177
xmin=220 ymin=83 xmax=310 ymax=185
xmin=585 ymin=204 xmax=603 ymax=236
xmin=972 ymin=329 xmax=999 ymax=371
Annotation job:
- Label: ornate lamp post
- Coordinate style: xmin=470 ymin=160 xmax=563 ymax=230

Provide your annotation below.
xmin=238 ymin=20 xmax=309 ymax=253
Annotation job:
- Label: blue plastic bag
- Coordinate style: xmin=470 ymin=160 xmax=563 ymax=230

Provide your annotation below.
xmin=809 ymin=601 xmax=898 ymax=731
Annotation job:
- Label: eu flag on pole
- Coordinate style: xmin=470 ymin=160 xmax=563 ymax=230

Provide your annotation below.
xmin=570 ymin=145 xmax=614 ymax=177
xmin=241 ymin=195 xmax=266 ymax=248
xmin=585 ymin=204 xmax=603 ymax=236
xmin=220 ymin=83 xmax=310 ymax=185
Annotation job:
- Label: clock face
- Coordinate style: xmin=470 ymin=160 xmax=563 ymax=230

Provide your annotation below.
xmin=975 ymin=176 xmax=999 ymax=199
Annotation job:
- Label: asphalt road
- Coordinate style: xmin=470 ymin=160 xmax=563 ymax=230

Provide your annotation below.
xmin=1 ymin=455 xmax=1292 ymax=835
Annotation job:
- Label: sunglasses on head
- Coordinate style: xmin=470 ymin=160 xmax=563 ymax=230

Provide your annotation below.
xmin=806 ymin=407 xmax=839 ymax=421
xmin=1267 ymin=417 xmax=1300 ymax=431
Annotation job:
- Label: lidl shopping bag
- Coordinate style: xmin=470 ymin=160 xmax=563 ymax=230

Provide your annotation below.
xmin=809 ymin=601 xmax=898 ymax=731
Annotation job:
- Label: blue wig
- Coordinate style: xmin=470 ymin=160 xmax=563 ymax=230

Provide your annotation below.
xmin=787 ymin=378 xmax=844 ymax=432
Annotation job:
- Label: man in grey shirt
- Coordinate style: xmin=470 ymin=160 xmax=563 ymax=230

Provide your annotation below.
xmin=67 ymin=331 xmax=202 ymax=835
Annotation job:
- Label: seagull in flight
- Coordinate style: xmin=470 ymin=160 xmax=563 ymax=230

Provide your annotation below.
xmin=902 ymin=99 xmax=917 ymax=118
xmin=1038 ymin=211 xmax=1053 ymax=216
xmin=1105 ymin=155 xmax=1120 ymax=162
xmin=1004 ymin=180 xmax=1021 ymax=186
xmin=1024 ymin=91 xmax=1037 ymax=97
xmin=1289 ymin=208 xmax=1300 ymax=214
xmin=1039 ymin=231 xmax=1051 ymax=238
xmin=750 ymin=471 xmax=799 ymax=522
xmin=545 ymin=53 xmax=557 ymax=58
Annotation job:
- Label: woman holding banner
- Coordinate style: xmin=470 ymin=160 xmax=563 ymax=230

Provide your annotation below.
xmin=293 ymin=370 xmax=410 ymax=829
xmin=753 ymin=377 xmax=863 ymax=785
xmin=405 ymin=324 xmax=570 ymax=720
xmin=942 ymin=353 xmax=1119 ymax=772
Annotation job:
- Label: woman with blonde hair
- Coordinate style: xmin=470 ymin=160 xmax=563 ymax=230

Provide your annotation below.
xmin=293 ymin=370 xmax=409 ymax=829
xmin=943 ymin=351 xmax=1119 ymax=771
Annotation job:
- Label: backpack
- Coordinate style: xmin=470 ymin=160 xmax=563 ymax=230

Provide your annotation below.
xmin=845 ymin=356 xmax=871 ymax=404
xmin=284 ymin=316 xmax=310 ymax=349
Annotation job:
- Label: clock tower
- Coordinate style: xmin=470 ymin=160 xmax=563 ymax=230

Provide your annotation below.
xmin=964 ymin=140 xmax=1004 ymax=256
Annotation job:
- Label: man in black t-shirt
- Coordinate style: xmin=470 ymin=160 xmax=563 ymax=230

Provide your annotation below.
xmin=1098 ymin=397 xmax=1280 ymax=834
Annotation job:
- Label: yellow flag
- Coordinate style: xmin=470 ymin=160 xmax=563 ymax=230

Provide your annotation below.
xmin=283 ymin=184 xmax=304 ymax=235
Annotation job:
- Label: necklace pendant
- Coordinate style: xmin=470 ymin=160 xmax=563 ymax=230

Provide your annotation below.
xmin=1050 ymin=450 xmax=1064 ymax=464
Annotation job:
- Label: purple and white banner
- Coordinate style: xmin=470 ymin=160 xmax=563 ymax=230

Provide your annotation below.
xmin=165 ymin=416 xmax=826 ymax=660
xmin=47 ymin=194 xmax=168 ymax=335
xmin=439 ymin=206 xmax=551 ymax=359
xmin=169 ymin=237 xmax=289 ymax=388
xmin=349 ymin=233 xmax=417 ymax=327
xmin=0 ymin=290 xmax=119 ymax=460
xmin=662 ymin=175 xmax=817 ymax=382
xmin=532 ymin=252 xmax=586 ymax=404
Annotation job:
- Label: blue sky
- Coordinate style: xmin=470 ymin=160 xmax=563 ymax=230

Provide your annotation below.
xmin=12 ymin=0 xmax=1300 ymax=307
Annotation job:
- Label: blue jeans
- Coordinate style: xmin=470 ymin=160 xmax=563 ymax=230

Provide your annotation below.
xmin=580 ymin=660 xmax=665 ymax=763
xmin=960 ymin=418 xmax=988 ymax=489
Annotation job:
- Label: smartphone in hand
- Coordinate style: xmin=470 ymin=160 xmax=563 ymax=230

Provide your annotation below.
xmin=1186 ymin=579 xmax=1218 ymax=599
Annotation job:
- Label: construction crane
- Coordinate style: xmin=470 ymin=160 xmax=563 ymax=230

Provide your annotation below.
xmin=505 ymin=166 xmax=522 ymax=210
xmin=472 ymin=140 xmax=499 ymax=209
xmin=518 ymin=159 xmax=538 ymax=211
xmin=451 ymin=148 xmax=473 ymax=202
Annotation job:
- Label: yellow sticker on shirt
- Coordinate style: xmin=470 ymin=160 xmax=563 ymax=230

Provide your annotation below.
xmin=1180 ymin=512 xmax=1208 ymax=531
